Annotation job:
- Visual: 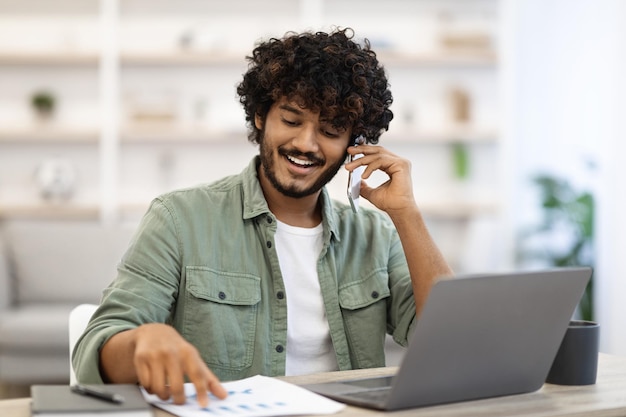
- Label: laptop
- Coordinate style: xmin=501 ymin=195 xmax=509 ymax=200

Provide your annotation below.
xmin=304 ymin=267 xmax=592 ymax=411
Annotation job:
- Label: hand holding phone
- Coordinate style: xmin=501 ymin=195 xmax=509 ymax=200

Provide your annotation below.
xmin=347 ymin=136 xmax=366 ymax=213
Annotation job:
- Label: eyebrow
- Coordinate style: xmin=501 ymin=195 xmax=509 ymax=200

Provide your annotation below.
xmin=278 ymin=103 xmax=304 ymax=115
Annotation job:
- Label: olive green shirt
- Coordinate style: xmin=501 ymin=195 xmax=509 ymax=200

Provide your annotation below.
xmin=73 ymin=157 xmax=417 ymax=383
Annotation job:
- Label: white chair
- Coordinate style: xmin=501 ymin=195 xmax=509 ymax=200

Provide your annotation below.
xmin=68 ymin=303 xmax=98 ymax=385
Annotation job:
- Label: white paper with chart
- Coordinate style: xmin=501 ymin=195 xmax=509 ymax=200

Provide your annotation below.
xmin=142 ymin=375 xmax=346 ymax=417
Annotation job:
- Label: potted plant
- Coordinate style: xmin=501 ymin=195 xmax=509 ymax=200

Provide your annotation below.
xmin=517 ymin=174 xmax=595 ymax=321
xmin=30 ymin=90 xmax=56 ymax=120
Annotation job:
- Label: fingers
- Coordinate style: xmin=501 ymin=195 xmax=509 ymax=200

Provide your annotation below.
xmin=346 ymin=145 xmax=407 ymax=175
xmin=192 ymin=380 xmax=210 ymax=408
xmin=359 ymin=178 xmax=383 ymax=201
xmin=135 ymin=346 xmax=171 ymax=402
xmin=346 ymin=144 xmax=416 ymax=213
xmin=165 ymin=359 xmax=186 ymax=405
xmin=135 ymin=356 xmax=153 ymax=393
xmin=139 ymin=353 xmax=226 ymax=407
xmin=132 ymin=323 xmax=227 ymax=407
xmin=188 ymin=366 xmax=228 ymax=408
xmin=208 ymin=377 xmax=229 ymax=400
xmin=182 ymin=348 xmax=226 ymax=407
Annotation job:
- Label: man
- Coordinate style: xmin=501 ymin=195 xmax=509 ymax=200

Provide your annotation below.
xmin=72 ymin=28 xmax=452 ymax=407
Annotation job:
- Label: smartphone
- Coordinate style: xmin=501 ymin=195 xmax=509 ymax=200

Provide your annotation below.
xmin=347 ymin=136 xmax=366 ymax=213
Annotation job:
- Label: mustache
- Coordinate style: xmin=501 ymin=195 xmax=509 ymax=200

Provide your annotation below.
xmin=279 ymin=148 xmax=325 ymax=166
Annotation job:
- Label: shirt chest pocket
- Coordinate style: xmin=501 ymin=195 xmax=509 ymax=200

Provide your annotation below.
xmin=183 ymin=267 xmax=261 ymax=372
xmin=339 ymin=270 xmax=390 ymax=309
xmin=339 ymin=269 xmax=390 ymax=367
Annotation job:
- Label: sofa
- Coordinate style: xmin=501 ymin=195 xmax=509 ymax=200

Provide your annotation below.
xmin=0 ymin=220 xmax=136 ymax=386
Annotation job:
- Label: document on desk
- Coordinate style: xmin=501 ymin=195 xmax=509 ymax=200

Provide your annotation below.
xmin=142 ymin=375 xmax=346 ymax=417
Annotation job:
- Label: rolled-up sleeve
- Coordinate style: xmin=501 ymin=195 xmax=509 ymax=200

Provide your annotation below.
xmin=72 ymin=198 xmax=182 ymax=383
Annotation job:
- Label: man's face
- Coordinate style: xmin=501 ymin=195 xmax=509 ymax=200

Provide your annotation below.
xmin=256 ymin=98 xmax=351 ymax=198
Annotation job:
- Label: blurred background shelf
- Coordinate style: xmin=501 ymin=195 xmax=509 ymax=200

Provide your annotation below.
xmin=384 ymin=128 xmax=498 ymax=144
xmin=119 ymin=126 xmax=245 ymax=143
xmin=118 ymin=50 xmax=497 ymax=67
xmin=0 ymin=50 xmax=496 ymax=67
xmin=378 ymin=51 xmax=497 ymax=67
xmin=0 ymin=128 xmax=99 ymax=144
xmin=0 ymin=0 xmax=504 ymax=273
xmin=0 ymin=203 xmax=100 ymax=220
xmin=0 ymin=52 xmax=99 ymax=66
xmin=120 ymin=51 xmax=245 ymax=66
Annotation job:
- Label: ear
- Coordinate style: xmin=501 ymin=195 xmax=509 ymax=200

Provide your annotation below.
xmin=254 ymin=113 xmax=263 ymax=130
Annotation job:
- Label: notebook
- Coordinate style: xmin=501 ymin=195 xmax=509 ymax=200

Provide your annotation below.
xmin=304 ymin=267 xmax=592 ymax=411
xmin=31 ymin=384 xmax=153 ymax=416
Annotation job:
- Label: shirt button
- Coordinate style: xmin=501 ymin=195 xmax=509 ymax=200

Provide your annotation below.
xmin=218 ymin=291 xmax=226 ymax=300
xmin=276 ymin=344 xmax=284 ymax=353
xmin=266 ymin=241 xmax=272 ymax=248
xmin=371 ymin=291 xmax=379 ymax=299
xmin=266 ymin=217 xmax=273 ymax=224
xmin=276 ymin=291 xmax=284 ymax=300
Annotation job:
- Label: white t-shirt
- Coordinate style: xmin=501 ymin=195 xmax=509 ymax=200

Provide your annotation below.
xmin=274 ymin=220 xmax=339 ymax=376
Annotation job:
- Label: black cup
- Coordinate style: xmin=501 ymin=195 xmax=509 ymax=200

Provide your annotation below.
xmin=546 ymin=320 xmax=599 ymax=385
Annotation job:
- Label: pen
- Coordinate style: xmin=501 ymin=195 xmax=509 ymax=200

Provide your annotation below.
xmin=71 ymin=384 xmax=125 ymax=404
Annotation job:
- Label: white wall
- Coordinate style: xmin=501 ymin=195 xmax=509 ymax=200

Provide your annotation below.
xmin=595 ymin=2 xmax=626 ymax=357
xmin=505 ymin=0 xmax=626 ymax=354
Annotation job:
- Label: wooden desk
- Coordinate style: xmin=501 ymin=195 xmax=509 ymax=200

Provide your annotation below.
xmin=3 ymin=354 xmax=626 ymax=417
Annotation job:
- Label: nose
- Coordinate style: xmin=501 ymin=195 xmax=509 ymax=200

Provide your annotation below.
xmin=291 ymin=125 xmax=319 ymax=153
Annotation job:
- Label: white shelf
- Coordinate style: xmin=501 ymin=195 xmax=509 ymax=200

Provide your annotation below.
xmin=0 ymin=203 xmax=100 ymax=220
xmin=0 ymin=128 xmax=99 ymax=144
xmin=120 ymin=126 xmax=245 ymax=143
xmin=122 ymin=50 xmax=497 ymax=68
xmin=120 ymin=51 xmax=246 ymax=66
xmin=0 ymin=52 xmax=99 ymax=66
xmin=0 ymin=50 xmax=495 ymax=68
xmin=378 ymin=51 xmax=497 ymax=67
xmin=385 ymin=128 xmax=499 ymax=144
xmin=419 ymin=200 xmax=500 ymax=219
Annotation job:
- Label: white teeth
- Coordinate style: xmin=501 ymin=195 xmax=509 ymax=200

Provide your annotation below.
xmin=287 ymin=155 xmax=314 ymax=166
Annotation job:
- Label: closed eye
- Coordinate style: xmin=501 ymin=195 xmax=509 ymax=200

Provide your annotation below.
xmin=281 ymin=117 xmax=299 ymax=127
xmin=319 ymin=119 xmax=346 ymax=138
xmin=321 ymin=124 xmax=345 ymax=138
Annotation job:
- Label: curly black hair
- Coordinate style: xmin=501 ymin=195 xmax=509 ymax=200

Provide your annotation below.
xmin=237 ymin=27 xmax=393 ymax=145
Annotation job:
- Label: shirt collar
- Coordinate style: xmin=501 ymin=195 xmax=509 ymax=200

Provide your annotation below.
xmin=241 ymin=156 xmax=270 ymax=220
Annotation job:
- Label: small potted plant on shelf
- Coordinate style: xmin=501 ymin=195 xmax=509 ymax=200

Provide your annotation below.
xmin=30 ymin=90 xmax=56 ymax=121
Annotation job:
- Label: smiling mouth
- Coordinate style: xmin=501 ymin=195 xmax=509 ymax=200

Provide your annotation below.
xmin=285 ymin=154 xmax=318 ymax=168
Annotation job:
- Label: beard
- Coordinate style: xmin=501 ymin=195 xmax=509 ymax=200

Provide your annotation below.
xmin=259 ymin=133 xmax=345 ymax=199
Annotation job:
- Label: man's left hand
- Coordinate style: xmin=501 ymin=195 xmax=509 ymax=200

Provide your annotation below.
xmin=345 ymin=144 xmax=416 ymax=215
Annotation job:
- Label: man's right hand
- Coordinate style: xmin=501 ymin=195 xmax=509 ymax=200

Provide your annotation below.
xmin=100 ymin=323 xmax=227 ymax=407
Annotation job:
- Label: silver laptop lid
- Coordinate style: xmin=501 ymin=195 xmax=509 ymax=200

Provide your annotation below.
xmin=386 ymin=267 xmax=592 ymax=409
